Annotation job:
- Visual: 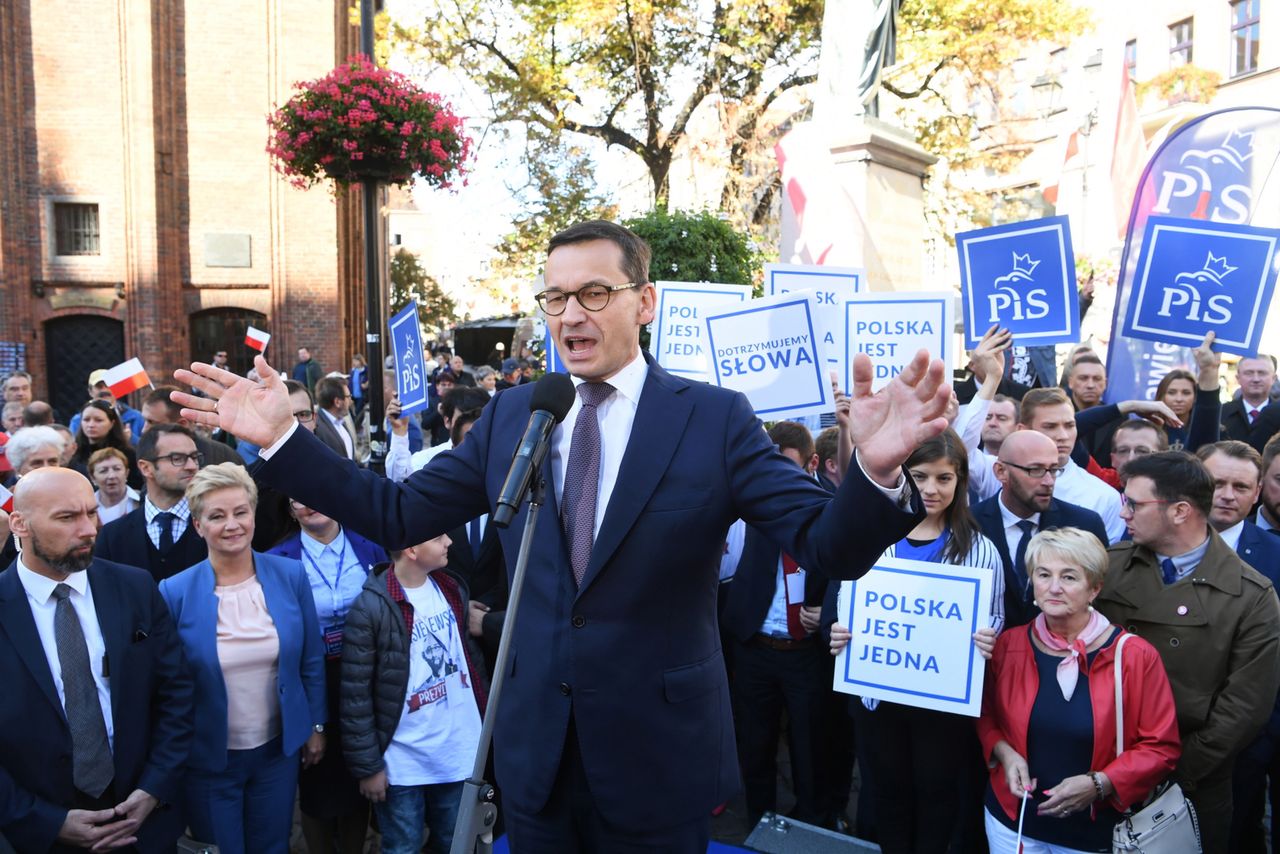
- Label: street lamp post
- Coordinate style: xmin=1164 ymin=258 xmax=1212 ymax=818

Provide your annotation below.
xmin=360 ymin=0 xmax=387 ymax=472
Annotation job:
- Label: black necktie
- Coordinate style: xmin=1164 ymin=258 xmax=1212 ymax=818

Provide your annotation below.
xmin=469 ymin=517 xmax=482 ymax=560
xmin=1014 ymin=519 xmax=1037 ymax=601
xmin=155 ymin=511 xmax=176 ymax=554
xmin=51 ymin=584 xmax=114 ymax=798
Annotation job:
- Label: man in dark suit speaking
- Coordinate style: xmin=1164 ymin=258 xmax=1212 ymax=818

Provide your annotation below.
xmin=0 ymin=468 xmax=193 ymax=852
xmin=174 ymin=221 xmax=951 ymax=851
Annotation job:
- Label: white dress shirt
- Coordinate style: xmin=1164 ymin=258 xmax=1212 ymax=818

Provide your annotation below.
xmin=997 ymin=497 xmax=1042 ymax=561
xmin=1052 ymin=459 xmax=1125 ymax=543
xmin=321 ymin=408 xmax=355 ymax=459
xmin=1219 ymin=520 xmax=1245 ymax=551
xmin=15 ymin=559 xmax=115 ymax=747
xmin=957 ymin=395 xmax=1000 ymax=501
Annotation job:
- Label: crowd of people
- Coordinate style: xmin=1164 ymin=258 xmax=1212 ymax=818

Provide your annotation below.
xmin=2 ymin=220 xmax=1280 ymax=854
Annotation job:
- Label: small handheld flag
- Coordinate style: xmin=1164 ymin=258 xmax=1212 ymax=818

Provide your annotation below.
xmin=245 ymin=326 xmax=271 ymax=352
xmin=103 ymin=358 xmax=151 ymax=398
xmin=0 ymin=484 xmax=12 ymax=513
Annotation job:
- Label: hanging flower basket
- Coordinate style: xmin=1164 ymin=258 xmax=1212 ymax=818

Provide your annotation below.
xmin=267 ymin=55 xmax=471 ymax=191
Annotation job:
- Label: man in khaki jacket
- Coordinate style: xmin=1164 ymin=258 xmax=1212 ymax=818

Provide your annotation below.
xmin=1097 ymin=452 xmax=1280 ymax=854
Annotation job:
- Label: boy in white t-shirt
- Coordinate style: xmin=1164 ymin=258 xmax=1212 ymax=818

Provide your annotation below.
xmin=340 ymin=532 xmax=488 ymax=854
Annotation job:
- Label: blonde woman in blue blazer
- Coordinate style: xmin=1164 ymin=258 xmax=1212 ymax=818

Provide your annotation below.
xmin=159 ymin=463 xmax=327 ymax=854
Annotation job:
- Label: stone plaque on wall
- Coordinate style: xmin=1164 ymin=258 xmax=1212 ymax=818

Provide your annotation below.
xmin=204 ymin=233 xmax=252 ymax=267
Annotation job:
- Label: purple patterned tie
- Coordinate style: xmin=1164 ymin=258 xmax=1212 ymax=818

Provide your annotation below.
xmin=562 ymin=382 xmax=614 ymax=585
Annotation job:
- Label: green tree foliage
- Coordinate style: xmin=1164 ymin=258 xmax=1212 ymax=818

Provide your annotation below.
xmin=390 ymin=248 xmax=458 ymax=337
xmin=387 ymin=0 xmax=822 ymax=212
xmin=623 ymin=209 xmax=755 ymax=287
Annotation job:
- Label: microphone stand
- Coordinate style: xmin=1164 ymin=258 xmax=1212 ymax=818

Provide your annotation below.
xmin=450 ymin=475 xmax=546 ymax=854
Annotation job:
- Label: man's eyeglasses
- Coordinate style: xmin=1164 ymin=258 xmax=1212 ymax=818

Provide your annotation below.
xmin=1119 ymin=494 xmax=1178 ymax=513
xmin=1002 ymin=461 xmax=1066 ymax=479
xmin=149 ymin=452 xmax=204 ymax=467
xmin=294 ymin=410 xmax=315 ymax=422
xmin=534 ymin=283 xmax=639 ymax=316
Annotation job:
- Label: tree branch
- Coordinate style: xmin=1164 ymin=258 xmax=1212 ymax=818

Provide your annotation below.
xmin=881 ymin=58 xmax=949 ymax=100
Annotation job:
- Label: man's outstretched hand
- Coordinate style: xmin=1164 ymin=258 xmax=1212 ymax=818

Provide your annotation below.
xmin=172 ymin=354 xmax=295 ymax=448
xmin=849 ymin=350 xmax=950 ymax=488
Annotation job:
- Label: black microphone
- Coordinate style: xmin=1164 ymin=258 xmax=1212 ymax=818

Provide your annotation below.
xmin=493 ymin=372 xmax=576 ymax=528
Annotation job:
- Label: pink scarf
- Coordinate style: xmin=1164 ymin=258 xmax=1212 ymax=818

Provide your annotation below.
xmin=1032 ymin=608 xmax=1112 ymax=701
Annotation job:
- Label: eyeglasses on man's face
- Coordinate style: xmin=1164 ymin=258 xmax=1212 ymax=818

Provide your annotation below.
xmin=1002 ymin=461 xmax=1066 ymax=480
xmin=293 ymin=409 xmax=315 ymax=422
xmin=150 ymin=451 xmax=204 ymax=467
xmin=534 ymin=283 xmax=639 ymax=316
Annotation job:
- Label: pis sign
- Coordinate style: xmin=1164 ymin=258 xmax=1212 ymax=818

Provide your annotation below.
xmin=1121 ymin=215 xmax=1280 ymax=357
xmin=956 ymin=216 xmax=1079 ymax=350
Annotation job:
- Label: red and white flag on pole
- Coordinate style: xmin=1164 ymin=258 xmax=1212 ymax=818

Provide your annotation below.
xmin=1041 ymin=129 xmax=1081 ymax=206
xmin=0 ymin=483 xmax=12 ymax=513
xmin=103 ymin=358 xmax=151 ymax=398
xmin=1111 ymin=66 xmax=1146 ymax=237
xmin=245 ymin=326 xmax=271 ymax=352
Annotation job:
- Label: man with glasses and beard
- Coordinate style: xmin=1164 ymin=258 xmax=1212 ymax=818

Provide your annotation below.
xmin=0 ymin=467 xmax=192 ymax=852
xmin=94 ymin=425 xmax=208 ymax=582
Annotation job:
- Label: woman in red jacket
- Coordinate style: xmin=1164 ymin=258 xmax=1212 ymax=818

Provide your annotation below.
xmin=978 ymin=527 xmax=1180 ymax=853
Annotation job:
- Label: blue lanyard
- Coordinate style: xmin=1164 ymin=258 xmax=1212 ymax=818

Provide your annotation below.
xmin=301 ymin=536 xmax=353 ymax=618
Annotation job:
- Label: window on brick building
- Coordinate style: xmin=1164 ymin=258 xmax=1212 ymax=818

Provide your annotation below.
xmin=1169 ymin=18 xmax=1194 ymax=68
xmin=1230 ymin=0 xmax=1260 ymax=77
xmin=1124 ymin=39 xmax=1138 ymax=80
xmin=53 ymin=203 xmax=100 ymax=256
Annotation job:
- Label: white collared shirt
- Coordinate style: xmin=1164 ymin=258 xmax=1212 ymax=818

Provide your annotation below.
xmin=997 ymin=496 xmax=1042 ymax=560
xmin=15 ymin=559 xmax=115 ymax=747
xmin=96 ymin=486 xmax=141 ymax=526
xmin=550 ymin=351 xmax=650 ymax=537
xmin=1219 ymin=520 xmax=1245 ymax=552
xmin=299 ymin=528 xmax=368 ymax=625
xmin=1053 ymin=459 xmax=1124 ymax=543
xmin=1245 ymin=398 xmax=1271 ymax=421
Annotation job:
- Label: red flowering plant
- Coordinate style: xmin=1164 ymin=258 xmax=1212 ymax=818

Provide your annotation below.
xmin=267 ymin=55 xmax=470 ymax=191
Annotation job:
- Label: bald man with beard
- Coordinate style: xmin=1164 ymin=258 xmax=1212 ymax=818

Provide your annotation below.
xmin=0 ymin=469 xmax=192 ymax=853
xmin=970 ymin=430 xmax=1110 ymax=627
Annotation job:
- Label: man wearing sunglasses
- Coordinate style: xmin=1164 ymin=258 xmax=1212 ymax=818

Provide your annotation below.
xmin=94 ymin=424 xmax=208 ymax=583
xmin=1097 ymin=451 xmax=1280 ymax=854
xmin=175 ymin=219 xmax=951 ymax=852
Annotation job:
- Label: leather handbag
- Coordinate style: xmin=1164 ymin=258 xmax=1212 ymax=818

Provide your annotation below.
xmin=1110 ymin=633 xmax=1201 ymax=853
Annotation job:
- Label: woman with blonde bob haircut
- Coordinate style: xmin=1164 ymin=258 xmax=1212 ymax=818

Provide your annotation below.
xmin=977 ymin=527 xmax=1182 ymax=853
xmin=159 ymin=462 xmax=327 ymax=854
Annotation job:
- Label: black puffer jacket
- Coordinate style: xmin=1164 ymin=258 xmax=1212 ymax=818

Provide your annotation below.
xmin=339 ymin=562 xmax=489 ymax=778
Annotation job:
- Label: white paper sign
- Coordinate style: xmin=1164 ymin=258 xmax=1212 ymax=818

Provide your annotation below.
xmin=652 ymin=281 xmax=751 ymax=381
xmin=766 ymin=263 xmax=866 ymax=383
xmin=703 ymin=290 xmax=834 ymax=419
xmin=834 ymin=558 xmax=992 ymax=717
xmin=844 ymin=292 xmax=955 ymax=392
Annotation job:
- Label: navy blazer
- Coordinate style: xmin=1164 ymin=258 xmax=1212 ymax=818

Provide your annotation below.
xmin=265 ymin=527 xmax=388 ymax=576
xmin=158 ymin=551 xmax=326 ymax=772
xmin=972 ymin=493 xmax=1109 ymax=628
xmin=1222 ymin=399 xmax=1280 ymax=454
xmin=0 ymin=559 xmax=193 ymax=853
xmin=1237 ymin=520 xmax=1280 ymax=586
xmin=95 ymin=506 xmax=209 ymax=583
xmin=256 ymin=354 xmax=922 ymax=829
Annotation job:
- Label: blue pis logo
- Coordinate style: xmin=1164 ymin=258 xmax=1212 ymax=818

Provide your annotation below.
xmin=1157 ymin=252 xmax=1236 ymax=325
xmin=986 ymin=252 xmax=1050 ymax=323
xmin=1154 ymin=128 xmax=1255 ymax=222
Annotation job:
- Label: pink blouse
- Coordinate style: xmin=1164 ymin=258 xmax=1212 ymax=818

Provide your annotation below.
xmin=215 ymin=575 xmax=282 ymax=750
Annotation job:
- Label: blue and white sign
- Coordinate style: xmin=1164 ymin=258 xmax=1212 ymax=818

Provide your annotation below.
xmin=1121 ymin=215 xmax=1280 ymax=357
xmin=389 ymin=302 xmax=430 ymax=417
xmin=845 ymin=292 xmax=953 ymax=393
xmin=544 ymin=330 xmax=567 ymax=374
xmin=704 ymin=290 xmax=833 ymax=419
xmin=766 ymin=263 xmax=865 ymax=381
xmin=957 ymin=216 xmax=1079 ymax=350
xmin=834 ymin=558 xmax=992 ymax=717
xmin=652 ymin=281 xmax=751 ymax=381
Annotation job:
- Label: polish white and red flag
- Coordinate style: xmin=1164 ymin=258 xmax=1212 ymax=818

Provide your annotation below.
xmin=245 ymin=326 xmax=271 ymax=352
xmin=104 ymin=358 xmax=151 ymax=398
xmin=0 ymin=483 xmax=12 ymax=513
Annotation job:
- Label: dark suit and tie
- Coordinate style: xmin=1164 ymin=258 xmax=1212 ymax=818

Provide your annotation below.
xmin=1222 ymin=399 xmax=1280 ymax=454
xmin=0 ymin=557 xmax=193 ymax=853
xmin=94 ymin=503 xmax=208 ymax=583
xmin=972 ymin=493 xmax=1109 ymax=627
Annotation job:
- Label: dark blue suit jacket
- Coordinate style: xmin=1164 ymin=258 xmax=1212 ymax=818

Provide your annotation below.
xmin=1237 ymin=521 xmax=1280 ymax=586
xmin=256 ymin=354 xmax=922 ymax=829
xmin=158 ymin=552 xmax=327 ymax=772
xmin=94 ymin=506 xmax=208 ymax=583
xmin=0 ymin=559 xmax=193 ymax=852
xmin=265 ymin=527 xmax=388 ymax=575
xmin=971 ymin=493 xmax=1109 ymax=628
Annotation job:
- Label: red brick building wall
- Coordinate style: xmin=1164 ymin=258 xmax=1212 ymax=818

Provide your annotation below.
xmin=0 ymin=0 xmax=366 ymax=410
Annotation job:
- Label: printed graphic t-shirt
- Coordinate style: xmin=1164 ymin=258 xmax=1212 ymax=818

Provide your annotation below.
xmin=382 ymin=576 xmax=483 ymax=786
